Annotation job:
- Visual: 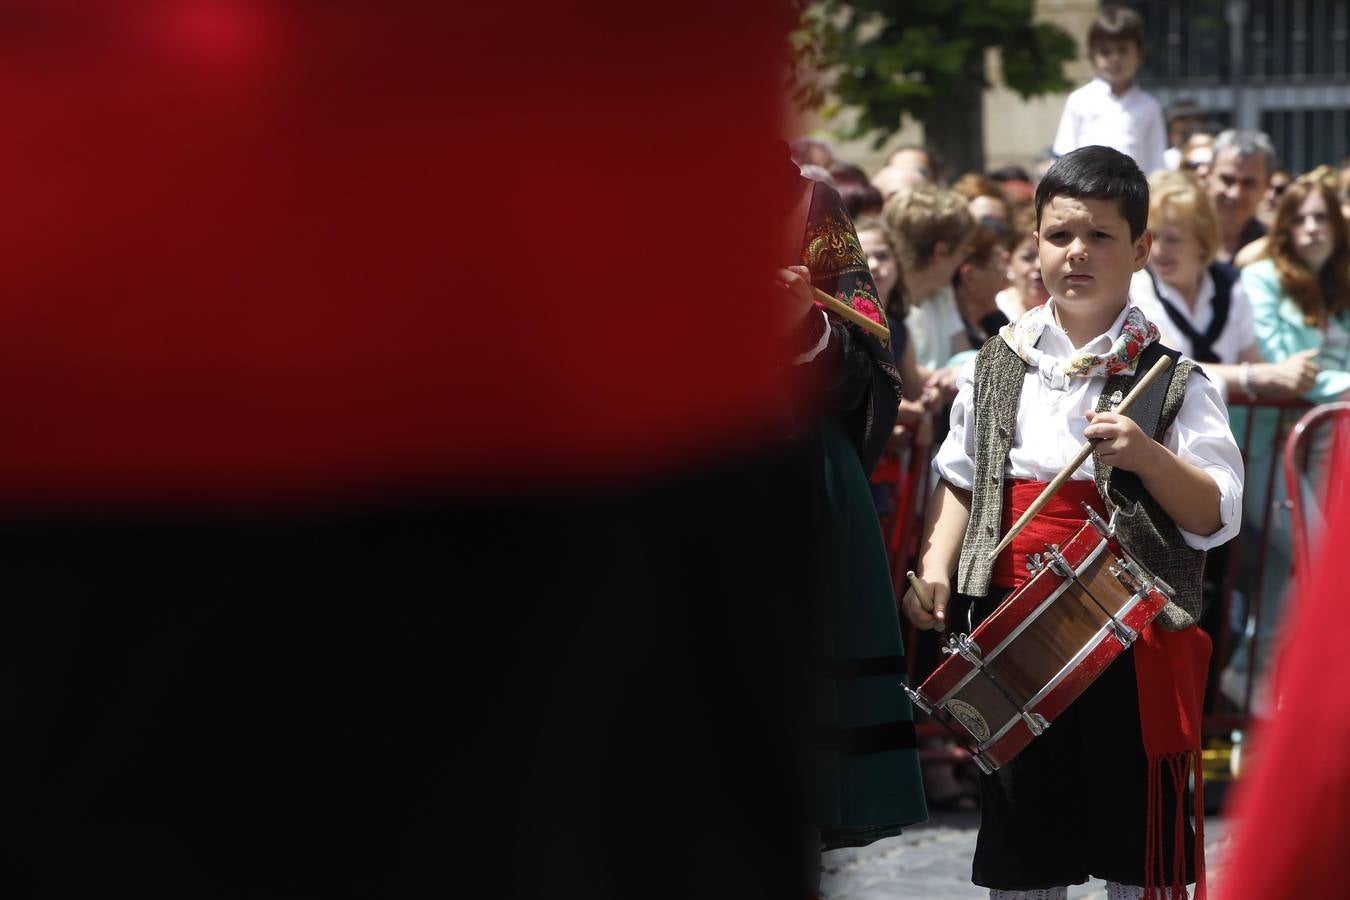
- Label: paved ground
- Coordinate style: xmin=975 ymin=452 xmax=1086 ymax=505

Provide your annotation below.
xmin=820 ymin=811 xmax=1232 ymax=899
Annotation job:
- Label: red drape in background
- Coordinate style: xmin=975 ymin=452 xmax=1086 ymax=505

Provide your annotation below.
xmin=1219 ymin=462 xmax=1350 ymax=898
xmin=0 ymin=0 xmax=795 ymax=513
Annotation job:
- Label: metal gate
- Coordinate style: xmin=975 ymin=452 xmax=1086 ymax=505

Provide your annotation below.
xmin=1123 ymin=0 xmax=1350 ymax=173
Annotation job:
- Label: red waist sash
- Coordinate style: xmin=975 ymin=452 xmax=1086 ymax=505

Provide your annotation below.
xmin=990 ymin=478 xmax=1106 ymax=590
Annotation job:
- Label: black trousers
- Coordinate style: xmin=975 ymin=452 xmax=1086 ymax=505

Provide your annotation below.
xmin=964 ymin=591 xmax=1196 ymax=891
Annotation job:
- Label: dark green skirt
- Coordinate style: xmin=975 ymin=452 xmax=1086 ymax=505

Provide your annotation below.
xmin=808 ymin=418 xmax=927 ymax=849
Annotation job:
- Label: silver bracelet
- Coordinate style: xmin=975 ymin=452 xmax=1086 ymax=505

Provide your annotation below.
xmin=1240 ymin=361 xmax=1253 ymax=397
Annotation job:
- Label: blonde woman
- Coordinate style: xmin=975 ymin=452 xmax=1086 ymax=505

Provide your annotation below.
xmin=1130 ymin=170 xmax=1318 ymax=400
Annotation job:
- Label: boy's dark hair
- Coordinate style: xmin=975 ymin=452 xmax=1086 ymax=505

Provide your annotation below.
xmin=1034 ymin=146 xmax=1149 ymax=241
xmin=1089 ymin=4 xmax=1146 ymax=54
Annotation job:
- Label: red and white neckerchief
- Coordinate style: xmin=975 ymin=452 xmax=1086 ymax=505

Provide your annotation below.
xmin=999 ymin=305 xmax=1160 ymax=389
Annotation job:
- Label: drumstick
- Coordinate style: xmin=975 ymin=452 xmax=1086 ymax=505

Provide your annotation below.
xmin=905 ymin=570 xmax=944 ymax=632
xmin=985 ymin=354 xmax=1173 ymax=562
xmin=905 ymin=570 xmax=931 ymax=610
xmin=810 ymin=286 xmax=891 ymax=342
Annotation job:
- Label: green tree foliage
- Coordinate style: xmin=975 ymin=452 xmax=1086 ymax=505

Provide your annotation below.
xmin=793 ymin=0 xmax=1077 ymax=169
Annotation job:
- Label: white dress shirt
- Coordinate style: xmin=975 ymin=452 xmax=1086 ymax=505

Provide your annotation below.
xmin=1053 ymin=78 xmax=1168 ymax=176
xmin=933 ymin=300 xmax=1244 ymax=550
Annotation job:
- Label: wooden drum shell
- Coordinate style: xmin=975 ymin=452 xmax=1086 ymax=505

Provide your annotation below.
xmin=913 ymin=520 xmax=1170 ymax=771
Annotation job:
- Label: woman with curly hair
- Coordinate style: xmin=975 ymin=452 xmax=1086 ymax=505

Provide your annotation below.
xmin=1222 ymin=167 xmax=1350 ymax=710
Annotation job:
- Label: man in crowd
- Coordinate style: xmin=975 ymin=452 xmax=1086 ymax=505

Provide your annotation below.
xmin=1206 ymin=129 xmax=1277 ymax=263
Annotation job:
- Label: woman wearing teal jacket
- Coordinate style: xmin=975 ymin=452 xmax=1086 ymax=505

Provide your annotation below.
xmin=1222 ymin=168 xmax=1350 ymax=711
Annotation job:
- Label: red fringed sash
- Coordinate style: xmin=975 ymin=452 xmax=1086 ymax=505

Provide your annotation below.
xmin=1135 ymin=624 xmax=1210 ymax=900
xmin=994 ymin=479 xmax=1209 ymax=898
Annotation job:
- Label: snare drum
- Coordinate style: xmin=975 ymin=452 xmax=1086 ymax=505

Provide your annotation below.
xmin=904 ymin=507 xmax=1173 ymax=773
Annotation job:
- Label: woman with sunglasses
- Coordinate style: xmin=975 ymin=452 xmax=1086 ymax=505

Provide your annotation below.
xmin=1259 ymin=169 xmax=1292 ymax=225
xmin=1231 ymin=170 xmax=1294 ymax=267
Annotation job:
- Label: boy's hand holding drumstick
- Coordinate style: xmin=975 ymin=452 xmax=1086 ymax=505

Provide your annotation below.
xmin=902 ymin=570 xmax=948 ymax=632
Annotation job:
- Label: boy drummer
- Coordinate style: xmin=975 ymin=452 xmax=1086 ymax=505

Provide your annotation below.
xmin=902 ymin=146 xmax=1243 ymax=900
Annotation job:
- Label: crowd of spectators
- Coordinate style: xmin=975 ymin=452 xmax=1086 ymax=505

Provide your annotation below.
xmin=780 ymin=4 xmax=1350 ymax=887
xmin=787 ymin=118 xmax=1350 ymax=799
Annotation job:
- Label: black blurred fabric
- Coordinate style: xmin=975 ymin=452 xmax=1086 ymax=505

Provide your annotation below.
xmin=9 ymin=440 xmax=822 ymax=898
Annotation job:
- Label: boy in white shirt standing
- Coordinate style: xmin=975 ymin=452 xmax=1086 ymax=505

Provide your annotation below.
xmin=902 ymin=146 xmax=1243 ymax=899
xmin=1053 ymin=4 xmax=1167 ymax=177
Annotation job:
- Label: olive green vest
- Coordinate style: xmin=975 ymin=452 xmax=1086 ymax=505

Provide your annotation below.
xmin=956 ymin=337 xmax=1204 ymax=631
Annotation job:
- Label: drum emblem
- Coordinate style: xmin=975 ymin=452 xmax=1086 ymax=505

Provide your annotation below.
xmin=946 ymin=699 xmax=990 ymax=742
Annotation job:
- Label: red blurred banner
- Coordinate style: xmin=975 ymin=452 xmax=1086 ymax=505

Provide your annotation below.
xmin=0 ymin=1 xmax=795 ymax=511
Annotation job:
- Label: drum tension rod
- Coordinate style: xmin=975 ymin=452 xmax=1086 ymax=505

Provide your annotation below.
xmin=1044 ymin=544 xmax=1137 ymax=648
xmin=1086 ymin=504 xmax=1176 ymax=604
xmin=901 ymin=682 xmax=931 ymax=715
xmin=941 ymin=634 xmax=1049 ymax=738
xmin=901 ymin=683 xmax=996 ymax=775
